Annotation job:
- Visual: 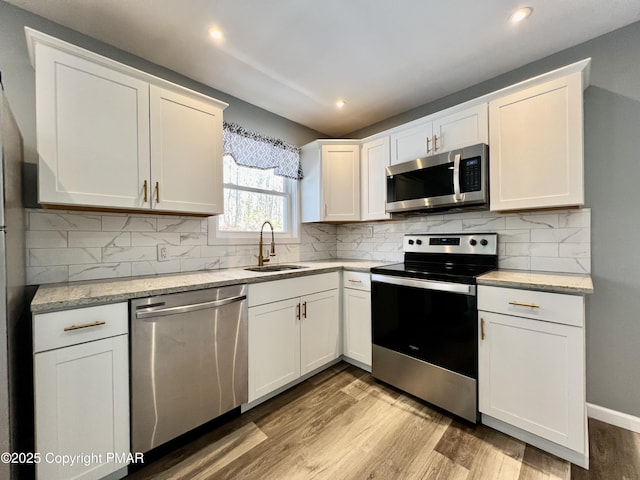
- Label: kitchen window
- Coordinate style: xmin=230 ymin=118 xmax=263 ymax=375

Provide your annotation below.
xmin=209 ymin=123 xmax=301 ymax=245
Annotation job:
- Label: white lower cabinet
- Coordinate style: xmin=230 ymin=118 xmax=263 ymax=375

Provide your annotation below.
xmin=478 ymin=285 xmax=587 ymax=467
xmin=33 ymin=303 xmax=129 ymax=480
xmin=342 ymin=271 xmax=372 ymax=369
xmin=248 ymin=273 xmax=340 ymax=403
xmin=248 ymin=298 xmax=301 ymax=401
xmin=300 ymin=289 xmax=342 ymax=374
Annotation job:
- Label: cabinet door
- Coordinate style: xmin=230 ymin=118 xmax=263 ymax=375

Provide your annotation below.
xmin=150 ymin=85 xmax=224 ymax=215
xmin=390 ymin=121 xmax=432 ymax=165
xmin=248 ymin=298 xmax=301 ymax=402
xmin=300 ymin=289 xmax=340 ymax=375
xmin=489 ymin=72 xmax=584 ymax=211
xmin=478 ymin=311 xmax=585 ymax=452
xmin=343 ymin=287 xmax=372 ymax=367
xmin=361 ymin=137 xmax=391 ymax=221
xmin=321 ymin=144 xmax=360 ymax=221
xmin=36 ymin=43 xmax=149 ymax=209
xmin=35 ymin=335 xmax=129 ymax=480
xmin=432 ymin=103 xmax=488 ymax=153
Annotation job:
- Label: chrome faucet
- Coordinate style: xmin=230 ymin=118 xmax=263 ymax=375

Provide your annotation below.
xmin=258 ymin=221 xmax=276 ymax=266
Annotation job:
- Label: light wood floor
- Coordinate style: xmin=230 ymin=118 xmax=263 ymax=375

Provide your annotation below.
xmin=125 ymin=363 xmax=640 ymax=480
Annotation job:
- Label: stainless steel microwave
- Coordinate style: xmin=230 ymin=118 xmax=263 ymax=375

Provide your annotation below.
xmin=386 ymin=143 xmax=488 ymax=214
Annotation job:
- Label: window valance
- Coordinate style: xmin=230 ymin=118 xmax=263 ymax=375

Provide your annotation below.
xmin=223 ymin=122 xmax=303 ymax=180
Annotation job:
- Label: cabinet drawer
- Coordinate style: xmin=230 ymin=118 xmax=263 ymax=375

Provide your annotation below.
xmin=249 ymin=272 xmax=339 ymax=307
xmin=343 ymin=271 xmax=371 ymax=291
xmin=34 ymin=302 xmax=128 ymax=353
xmin=478 ymin=285 xmax=584 ymax=327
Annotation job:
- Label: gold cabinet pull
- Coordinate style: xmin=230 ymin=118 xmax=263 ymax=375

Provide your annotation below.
xmin=508 ymin=301 xmax=540 ymax=309
xmin=143 ymin=180 xmax=148 ymax=202
xmin=302 ymin=301 xmax=307 ymax=319
xmin=480 ymin=318 xmax=485 ymax=340
xmin=155 ymin=181 xmax=160 ymax=203
xmin=348 ymin=279 xmax=363 ymax=284
xmin=64 ymin=320 xmax=106 ymax=332
xmin=296 ymin=303 xmax=301 ymax=320
xmin=433 ymin=134 xmax=439 ymax=152
xmin=426 ymin=136 xmax=431 ymax=153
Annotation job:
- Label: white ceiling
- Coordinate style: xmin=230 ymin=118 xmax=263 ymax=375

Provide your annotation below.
xmin=7 ymin=0 xmax=640 ymax=136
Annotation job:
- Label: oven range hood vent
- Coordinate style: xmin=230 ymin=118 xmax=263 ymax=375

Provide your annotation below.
xmin=390 ymin=202 xmax=489 ymax=218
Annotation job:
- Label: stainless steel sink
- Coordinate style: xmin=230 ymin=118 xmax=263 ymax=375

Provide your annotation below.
xmin=244 ymin=264 xmax=308 ymax=272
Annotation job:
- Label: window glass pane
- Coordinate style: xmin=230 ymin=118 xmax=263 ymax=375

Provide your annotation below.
xmin=219 ymin=188 xmax=286 ymax=232
xmin=223 ymin=155 xmax=285 ymax=192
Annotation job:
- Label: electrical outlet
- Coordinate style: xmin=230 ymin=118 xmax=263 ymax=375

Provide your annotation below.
xmin=366 ymin=226 xmax=374 ymax=238
xmin=157 ymin=245 xmax=169 ymax=261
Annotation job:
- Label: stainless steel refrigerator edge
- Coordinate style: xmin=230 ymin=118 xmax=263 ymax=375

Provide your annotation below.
xmin=0 ymin=89 xmax=27 ymax=480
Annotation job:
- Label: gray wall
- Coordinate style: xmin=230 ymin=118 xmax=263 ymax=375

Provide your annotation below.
xmin=349 ymin=23 xmax=640 ymax=418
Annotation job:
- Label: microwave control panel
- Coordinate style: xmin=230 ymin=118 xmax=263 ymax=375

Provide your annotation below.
xmin=460 ymin=157 xmax=482 ymax=192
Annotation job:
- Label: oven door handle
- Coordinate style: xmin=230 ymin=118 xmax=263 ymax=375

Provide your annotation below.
xmin=371 ymin=274 xmax=476 ymax=296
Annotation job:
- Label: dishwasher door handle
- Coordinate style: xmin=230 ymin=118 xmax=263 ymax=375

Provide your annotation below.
xmin=136 ymin=294 xmax=247 ymax=319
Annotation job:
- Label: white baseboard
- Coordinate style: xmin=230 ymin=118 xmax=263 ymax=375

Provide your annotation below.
xmin=587 ymin=403 xmax=640 ymax=433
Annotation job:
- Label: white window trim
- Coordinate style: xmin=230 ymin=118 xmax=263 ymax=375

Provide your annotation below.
xmin=207 ymin=178 xmax=301 ymax=246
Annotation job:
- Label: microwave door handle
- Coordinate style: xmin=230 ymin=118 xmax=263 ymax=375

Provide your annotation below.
xmin=453 ymin=153 xmax=462 ymax=200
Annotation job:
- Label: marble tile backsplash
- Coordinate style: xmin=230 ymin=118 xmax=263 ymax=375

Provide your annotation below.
xmin=25 ymin=207 xmax=590 ymax=285
xmin=25 ymin=209 xmax=337 ymax=285
xmin=337 ymin=208 xmax=591 ymax=274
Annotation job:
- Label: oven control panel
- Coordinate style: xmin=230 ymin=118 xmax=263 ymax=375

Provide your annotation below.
xmin=404 ymin=233 xmax=497 ymax=255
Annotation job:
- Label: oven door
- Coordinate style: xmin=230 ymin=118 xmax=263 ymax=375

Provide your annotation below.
xmin=371 ymin=274 xmax=477 ymax=379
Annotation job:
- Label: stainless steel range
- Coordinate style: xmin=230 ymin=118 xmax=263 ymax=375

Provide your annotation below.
xmin=370 ymin=233 xmax=498 ymax=422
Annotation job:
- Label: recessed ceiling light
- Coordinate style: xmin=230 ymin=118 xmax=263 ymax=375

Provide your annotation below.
xmin=509 ymin=6 xmax=533 ymax=23
xmin=208 ymin=28 xmax=223 ymax=40
xmin=336 ymin=99 xmax=346 ymax=109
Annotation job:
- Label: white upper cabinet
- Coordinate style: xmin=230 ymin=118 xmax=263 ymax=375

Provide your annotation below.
xmin=389 ymin=120 xmax=432 ymax=165
xmin=390 ymin=103 xmax=488 ymax=165
xmin=29 ymin=29 xmax=227 ymax=215
xmin=432 ymin=103 xmax=488 ymax=154
xmin=35 ymin=43 xmax=150 ymax=210
xmin=360 ymin=136 xmax=390 ymax=221
xmin=301 ymin=140 xmax=361 ymax=222
xmin=149 ymin=86 xmax=224 ymax=215
xmin=489 ymin=70 xmax=585 ymax=211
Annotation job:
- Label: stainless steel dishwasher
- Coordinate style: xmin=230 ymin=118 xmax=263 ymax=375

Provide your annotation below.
xmin=130 ymin=284 xmax=247 ymax=454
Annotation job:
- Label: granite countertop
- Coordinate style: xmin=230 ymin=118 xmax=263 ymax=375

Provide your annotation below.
xmin=477 ymin=269 xmax=593 ymax=295
xmin=32 ymin=260 xmax=594 ymax=313
xmin=31 ymin=259 xmax=389 ymax=314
